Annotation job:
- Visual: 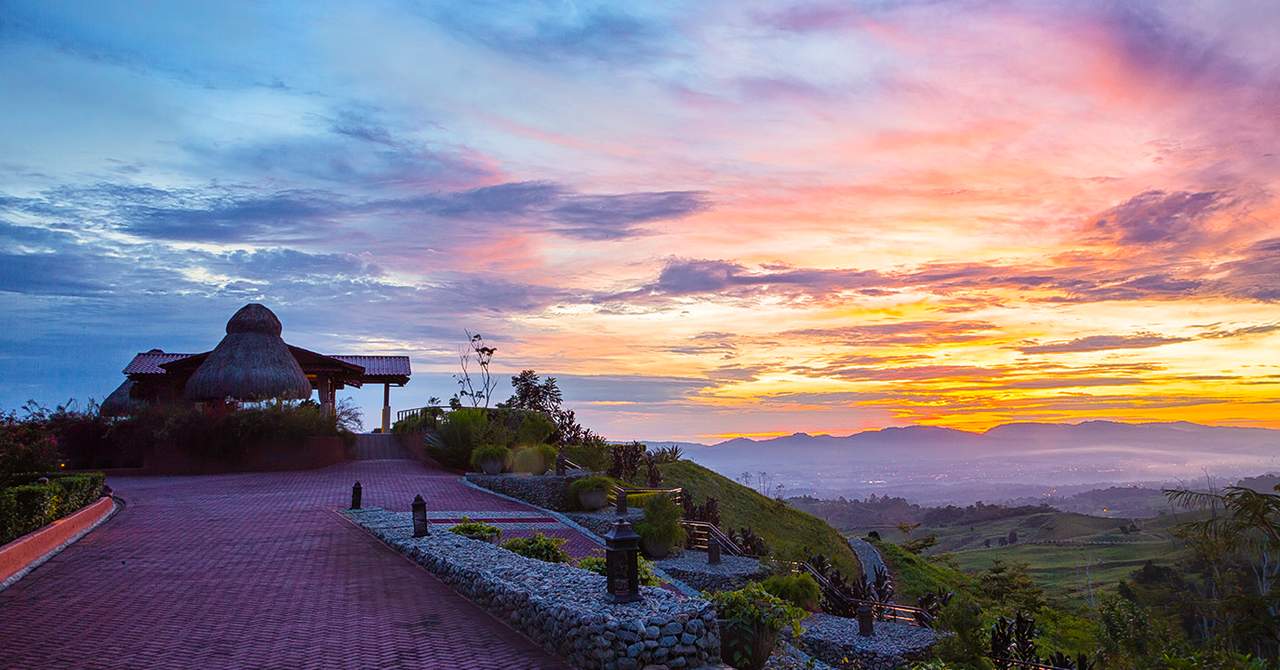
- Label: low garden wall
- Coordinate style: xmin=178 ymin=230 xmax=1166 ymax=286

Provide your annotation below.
xmin=144 ymin=435 xmax=347 ymax=474
xmin=797 ymin=613 xmax=939 ymax=670
xmin=465 ymin=473 xmax=586 ymax=511
xmin=346 ymin=508 xmax=722 ymax=669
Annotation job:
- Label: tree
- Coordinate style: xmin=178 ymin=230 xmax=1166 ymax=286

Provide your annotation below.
xmin=502 ymin=370 xmax=602 ymax=445
xmin=980 ymin=560 xmax=1046 ymax=613
xmin=1165 ymin=484 xmax=1280 ymax=658
xmin=454 ymin=332 xmax=496 ymax=408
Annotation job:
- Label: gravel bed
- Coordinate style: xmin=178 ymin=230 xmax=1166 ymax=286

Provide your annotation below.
xmin=346 ymin=508 xmax=721 ymax=669
xmin=847 ymin=538 xmax=887 ymax=586
xmin=798 ymin=614 xmax=939 ymax=670
xmin=656 ymin=551 xmax=767 ymax=592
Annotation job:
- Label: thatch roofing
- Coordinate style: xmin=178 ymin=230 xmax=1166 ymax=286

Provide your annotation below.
xmin=183 ymin=304 xmax=313 ymax=402
xmin=101 ymin=379 xmax=144 ymax=417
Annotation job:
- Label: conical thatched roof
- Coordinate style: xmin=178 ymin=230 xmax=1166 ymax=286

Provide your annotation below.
xmin=183 ymin=304 xmax=313 ymax=402
xmin=101 ymin=379 xmax=143 ymax=417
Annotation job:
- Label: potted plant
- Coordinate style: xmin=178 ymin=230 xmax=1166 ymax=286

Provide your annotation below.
xmin=469 ymin=444 xmax=509 ymax=475
xmin=569 ymin=475 xmax=613 ymax=511
xmin=635 ymin=493 xmax=685 ymax=559
xmin=708 ymin=583 xmax=806 ymax=670
xmin=448 ymin=517 xmax=502 ymax=544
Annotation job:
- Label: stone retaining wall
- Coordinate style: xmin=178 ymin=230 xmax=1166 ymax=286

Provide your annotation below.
xmin=347 ymin=508 xmax=721 ymax=669
xmin=465 ymin=473 xmax=585 ymax=511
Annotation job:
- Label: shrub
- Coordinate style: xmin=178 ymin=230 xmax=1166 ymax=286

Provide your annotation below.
xmin=510 ymin=444 xmax=558 ymax=474
xmin=577 ymin=555 xmax=662 ymax=586
xmin=707 ymin=582 xmax=806 ymax=668
xmin=392 ymin=408 xmax=442 ymax=434
xmin=569 ymin=475 xmax=615 ymax=497
xmin=0 ymin=483 xmax=59 ymax=545
xmin=760 ymin=573 xmax=822 ymax=611
xmin=469 ymin=444 xmax=510 ymax=471
xmin=623 ymin=490 xmax=662 ymax=509
xmin=449 ymin=517 xmax=501 ymax=542
xmin=0 ymin=411 xmax=60 ymax=479
xmin=562 ymin=441 xmax=610 ymax=472
xmin=608 ymin=441 xmax=645 ymax=481
xmin=514 ymin=411 xmax=556 ymax=445
xmin=636 ymin=493 xmax=685 ymax=552
xmin=51 ymin=472 xmax=105 ymax=511
xmin=650 ymin=445 xmax=683 ymax=463
xmin=433 ymin=408 xmax=489 ymax=469
xmin=502 ymin=533 xmax=570 ymax=563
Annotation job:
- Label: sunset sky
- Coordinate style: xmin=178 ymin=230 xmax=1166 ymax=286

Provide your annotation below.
xmin=2 ymin=1 xmax=1278 ymax=441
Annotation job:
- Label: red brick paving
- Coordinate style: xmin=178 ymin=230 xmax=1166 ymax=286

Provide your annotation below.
xmin=0 ymin=460 xmax=603 ymax=669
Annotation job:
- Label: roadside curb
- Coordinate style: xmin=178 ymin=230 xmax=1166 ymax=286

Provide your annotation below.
xmin=0 ymin=495 xmax=122 ymax=591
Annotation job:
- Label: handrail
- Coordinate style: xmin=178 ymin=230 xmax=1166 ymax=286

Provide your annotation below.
xmin=779 ymin=559 xmax=931 ymax=627
xmin=991 ymin=658 xmax=1073 ymax=670
xmin=681 ymin=520 xmax=745 ymax=556
xmin=608 ymin=486 xmax=683 ymax=506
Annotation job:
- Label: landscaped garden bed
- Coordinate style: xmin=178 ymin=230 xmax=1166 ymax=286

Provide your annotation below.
xmin=656 ymin=550 xmax=767 ymax=592
xmin=796 ymin=613 xmax=939 ymax=670
xmin=345 ymin=507 xmax=721 ymax=669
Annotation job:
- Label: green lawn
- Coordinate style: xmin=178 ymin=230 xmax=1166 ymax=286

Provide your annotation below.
xmin=658 ymin=461 xmax=864 ymax=580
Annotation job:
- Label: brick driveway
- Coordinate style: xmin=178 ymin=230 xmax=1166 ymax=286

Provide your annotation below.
xmin=0 ymin=460 xmax=600 ymax=669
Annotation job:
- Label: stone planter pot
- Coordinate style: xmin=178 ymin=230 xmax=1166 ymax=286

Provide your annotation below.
xmin=577 ymin=489 xmax=608 ymax=511
xmin=718 ymin=619 xmax=778 ymax=670
xmin=641 ymin=535 xmax=672 ymax=559
xmin=479 ymin=458 xmax=503 ymax=475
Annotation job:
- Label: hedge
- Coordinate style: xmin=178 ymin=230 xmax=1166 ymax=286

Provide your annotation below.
xmin=0 ymin=472 xmax=105 ymax=546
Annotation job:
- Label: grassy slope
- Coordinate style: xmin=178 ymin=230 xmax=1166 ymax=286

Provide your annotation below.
xmin=876 ymin=541 xmax=976 ymax=601
xmin=658 ymin=461 xmax=864 ymax=579
xmin=849 ymin=510 xmax=1198 ymax=601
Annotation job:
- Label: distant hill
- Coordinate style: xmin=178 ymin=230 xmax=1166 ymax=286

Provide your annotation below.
xmin=685 ymin=420 xmax=1280 ymax=502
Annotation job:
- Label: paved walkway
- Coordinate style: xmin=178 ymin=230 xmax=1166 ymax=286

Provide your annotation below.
xmin=0 ymin=460 xmax=601 ymax=669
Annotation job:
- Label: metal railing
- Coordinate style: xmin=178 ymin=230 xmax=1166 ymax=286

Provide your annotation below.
xmin=395 ymin=405 xmax=449 ymax=422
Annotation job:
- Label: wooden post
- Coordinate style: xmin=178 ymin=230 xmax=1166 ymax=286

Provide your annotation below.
xmin=318 ymin=376 xmax=334 ymax=416
xmin=381 ymin=383 xmax=391 ymax=432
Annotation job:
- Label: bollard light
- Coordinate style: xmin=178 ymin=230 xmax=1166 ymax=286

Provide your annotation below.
xmin=615 ymin=489 xmax=628 ymax=516
xmin=350 ymin=481 xmax=362 ymax=510
xmin=412 ymin=494 xmax=429 ymax=537
xmin=857 ymin=602 xmax=874 ymax=637
xmin=555 ymin=449 xmax=567 ymax=476
xmin=603 ymin=517 xmax=641 ymax=603
xmin=707 ymin=536 xmax=721 ymax=565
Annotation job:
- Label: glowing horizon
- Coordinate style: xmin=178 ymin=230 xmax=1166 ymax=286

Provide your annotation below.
xmin=1 ymin=2 xmax=1278 ymax=441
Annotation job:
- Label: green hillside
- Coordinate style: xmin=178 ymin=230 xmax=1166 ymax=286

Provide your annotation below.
xmin=658 ymin=461 xmax=864 ymax=579
xmin=859 ymin=510 xmax=1199 ymax=600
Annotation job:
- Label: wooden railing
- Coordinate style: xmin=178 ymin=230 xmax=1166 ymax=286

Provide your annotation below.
xmin=681 ymin=520 xmax=744 ymax=555
xmin=608 ymin=486 xmax=683 ymax=507
xmin=991 ymin=659 xmax=1074 ymax=670
xmin=781 ymin=559 xmax=934 ymax=627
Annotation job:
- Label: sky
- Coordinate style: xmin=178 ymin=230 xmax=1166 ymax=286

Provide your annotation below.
xmin=1 ymin=1 xmax=1278 ymax=442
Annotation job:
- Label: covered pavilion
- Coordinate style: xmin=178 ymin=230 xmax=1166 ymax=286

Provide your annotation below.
xmin=110 ymin=304 xmax=411 ymax=431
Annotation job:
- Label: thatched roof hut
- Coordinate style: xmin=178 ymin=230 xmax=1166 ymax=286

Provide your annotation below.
xmin=101 ymin=379 xmax=144 ymax=417
xmin=183 ymin=304 xmax=313 ymax=402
